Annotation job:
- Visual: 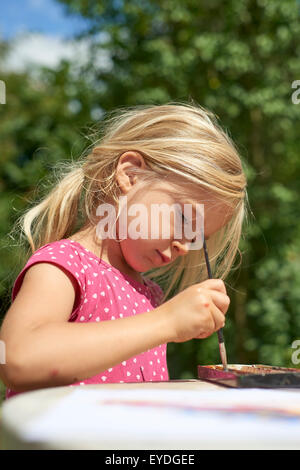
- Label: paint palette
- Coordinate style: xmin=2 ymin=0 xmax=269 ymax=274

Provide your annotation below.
xmin=197 ymin=364 xmax=300 ymax=388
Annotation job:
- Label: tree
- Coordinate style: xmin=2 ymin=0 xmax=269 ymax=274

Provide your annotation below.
xmin=1 ymin=0 xmax=300 ymax=384
xmin=0 ymin=48 xmax=97 ymax=314
xmin=57 ymin=0 xmax=300 ymax=373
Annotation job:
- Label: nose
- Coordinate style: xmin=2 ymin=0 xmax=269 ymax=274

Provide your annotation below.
xmin=172 ymin=240 xmax=189 ymax=256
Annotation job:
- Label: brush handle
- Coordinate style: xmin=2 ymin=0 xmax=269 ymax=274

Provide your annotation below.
xmin=202 ymin=238 xmax=228 ymax=371
xmin=217 ymin=328 xmax=224 ymax=343
xmin=217 ymin=329 xmax=228 ymax=371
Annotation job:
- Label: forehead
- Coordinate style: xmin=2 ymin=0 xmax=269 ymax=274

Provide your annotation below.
xmin=154 ymin=182 xmax=233 ymax=216
xmin=177 ymin=195 xmax=234 ymax=239
xmin=139 ymin=181 xmax=234 ymax=240
xmin=147 ymin=180 xmax=233 ymax=214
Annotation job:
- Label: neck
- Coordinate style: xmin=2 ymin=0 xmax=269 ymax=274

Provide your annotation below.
xmin=73 ymin=226 xmax=144 ymax=284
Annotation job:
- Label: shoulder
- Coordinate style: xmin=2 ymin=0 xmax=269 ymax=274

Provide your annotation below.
xmin=11 ymin=239 xmax=86 ymax=316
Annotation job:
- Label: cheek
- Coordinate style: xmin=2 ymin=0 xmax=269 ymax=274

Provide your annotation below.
xmin=122 ymin=237 xmax=154 ymax=256
xmin=148 ymin=209 xmax=175 ymax=241
xmin=119 ymin=202 xmax=176 ymax=243
xmin=119 ymin=238 xmax=153 ymax=271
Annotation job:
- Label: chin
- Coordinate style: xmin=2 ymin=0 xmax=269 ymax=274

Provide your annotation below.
xmin=121 ymin=252 xmax=139 ymax=270
xmin=120 ymin=242 xmax=149 ymax=272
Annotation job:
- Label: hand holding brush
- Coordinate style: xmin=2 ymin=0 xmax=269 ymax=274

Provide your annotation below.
xmin=157 ymin=256 xmax=230 ymax=347
xmin=202 ymin=238 xmax=228 ymax=371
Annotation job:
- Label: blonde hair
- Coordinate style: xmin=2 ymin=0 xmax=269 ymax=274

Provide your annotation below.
xmin=10 ymin=101 xmax=248 ymax=303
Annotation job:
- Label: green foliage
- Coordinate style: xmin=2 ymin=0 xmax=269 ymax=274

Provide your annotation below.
xmin=57 ymin=0 xmax=300 ymax=370
xmin=1 ymin=1 xmax=300 ymax=409
xmin=0 ymin=59 xmax=96 ymax=313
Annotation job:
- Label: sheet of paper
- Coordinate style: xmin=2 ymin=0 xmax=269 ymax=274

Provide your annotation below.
xmin=18 ymin=387 xmax=300 ymax=448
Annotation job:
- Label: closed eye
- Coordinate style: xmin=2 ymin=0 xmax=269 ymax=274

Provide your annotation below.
xmin=180 ymin=212 xmax=197 ymax=243
xmin=182 ymin=213 xmax=188 ymax=224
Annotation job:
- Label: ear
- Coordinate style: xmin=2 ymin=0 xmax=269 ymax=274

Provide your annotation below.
xmin=115 ymin=151 xmax=146 ymax=193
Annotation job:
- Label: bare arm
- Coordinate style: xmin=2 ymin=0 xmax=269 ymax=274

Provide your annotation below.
xmin=0 ymin=263 xmax=171 ymax=392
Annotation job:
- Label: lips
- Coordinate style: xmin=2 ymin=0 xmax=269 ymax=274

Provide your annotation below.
xmin=156 ymin=250 xmax=171 ymax=263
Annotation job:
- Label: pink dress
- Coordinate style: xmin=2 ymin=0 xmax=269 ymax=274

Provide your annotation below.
xmin=5 ymin=239 xmax=169 ymax=399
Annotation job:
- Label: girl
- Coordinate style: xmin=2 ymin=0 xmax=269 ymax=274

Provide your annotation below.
xmin=0 ymin=102 xmax=247 ymax=399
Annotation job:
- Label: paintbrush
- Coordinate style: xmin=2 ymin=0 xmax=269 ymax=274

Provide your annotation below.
xmin=202 ymin=238 xmax=228 ymax=371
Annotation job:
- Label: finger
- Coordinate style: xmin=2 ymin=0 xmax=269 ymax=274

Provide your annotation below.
xmin=198 ymin=279 xmax=227 ymax=295
xmin=207 ymin=290 xmax=230 ymax=315
xmin=195 ymin=332 xmax=211 ymax=339
xmin=194 ymin=309 xmax=225 ymax=339
xmin=195 ymin=297 xmax=216 ymax=336
xmin=211 ymin=305 xmax=226 ymax=330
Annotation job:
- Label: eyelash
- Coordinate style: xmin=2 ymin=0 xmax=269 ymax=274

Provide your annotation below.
xmin=182 ymin=213 xmax=188 ymax=224
xmin=180 ymin=212 xmax=196 ymax=243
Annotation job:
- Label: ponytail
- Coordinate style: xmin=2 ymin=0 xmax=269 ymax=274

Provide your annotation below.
xmin=12 ymin=163 xmax=85 ymax=255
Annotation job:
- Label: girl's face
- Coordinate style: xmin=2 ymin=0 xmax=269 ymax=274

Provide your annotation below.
xmin=116 ymin=180 xmax=234 ymax=273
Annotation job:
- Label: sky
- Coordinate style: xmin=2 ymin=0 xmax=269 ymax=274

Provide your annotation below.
xmin=0 ymin=0 xmax=88 ymax=40
xmin=0 ymin=0 xmax=111 ymax=72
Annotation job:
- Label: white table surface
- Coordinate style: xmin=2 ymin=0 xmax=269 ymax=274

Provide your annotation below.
xmin=1 ymin=379 xmax=300 ymax=450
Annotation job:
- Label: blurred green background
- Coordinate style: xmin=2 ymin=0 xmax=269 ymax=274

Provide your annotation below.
xmin=1 ymin=0 xmax=300 ymax=406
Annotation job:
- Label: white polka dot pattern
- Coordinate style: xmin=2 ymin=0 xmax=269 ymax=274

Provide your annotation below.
xmin=7 ymin=238 xmax=168 ymax=398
